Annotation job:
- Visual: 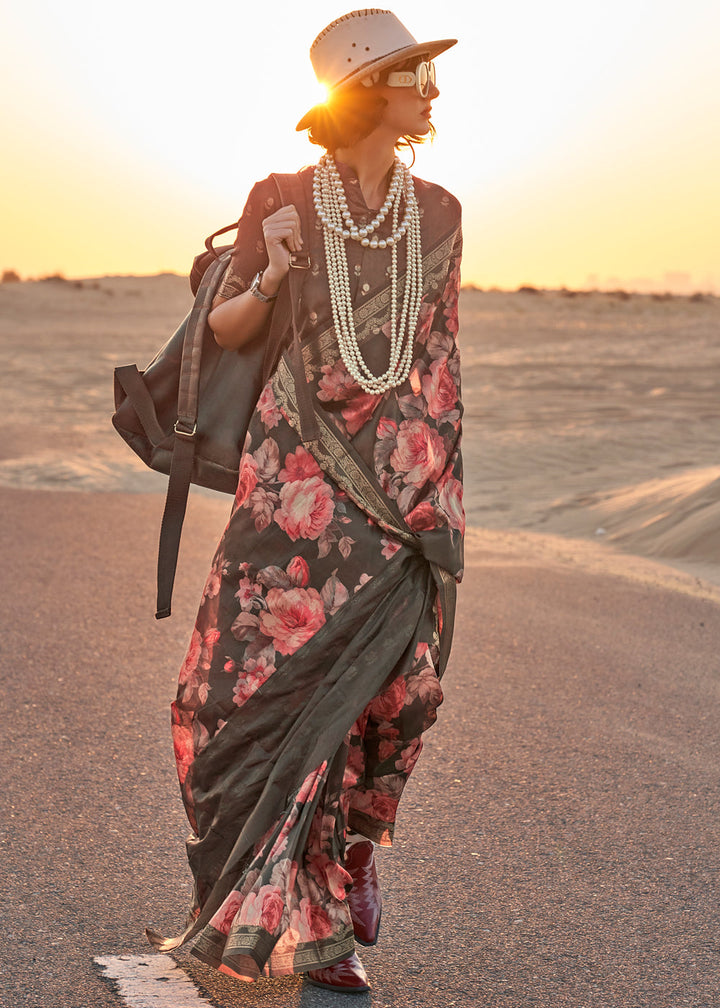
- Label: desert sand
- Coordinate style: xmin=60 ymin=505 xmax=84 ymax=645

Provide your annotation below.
xmin=2 ymin=276 xmax=719 ymax=1006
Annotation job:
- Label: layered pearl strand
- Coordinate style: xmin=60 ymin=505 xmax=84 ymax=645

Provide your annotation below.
xmin=313 ymin=153 xmax=423 ymax=395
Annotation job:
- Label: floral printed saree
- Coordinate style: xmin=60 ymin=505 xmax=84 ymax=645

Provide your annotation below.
xmin=148 ymin=162 xmax=464 ymax=981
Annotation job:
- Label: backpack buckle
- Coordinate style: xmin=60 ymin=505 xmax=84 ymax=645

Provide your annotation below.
xmin=174 ymin=419 xmax=197 ymax=439
xmin=289 ymin=251 xmax=311 ymax=269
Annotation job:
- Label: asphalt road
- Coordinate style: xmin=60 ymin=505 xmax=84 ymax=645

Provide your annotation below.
xmin=2 ymin=488 xmax=719 ymax=1008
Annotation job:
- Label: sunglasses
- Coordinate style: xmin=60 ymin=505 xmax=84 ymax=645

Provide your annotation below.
xmin=386 ymin=60 xmax=436 ymax=98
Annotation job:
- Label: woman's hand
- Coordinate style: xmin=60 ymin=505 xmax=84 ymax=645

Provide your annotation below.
xmin=262 ymin=204 xmax=304 ymax=294
xmin=208 ymin=203 xmax=304 ymax=350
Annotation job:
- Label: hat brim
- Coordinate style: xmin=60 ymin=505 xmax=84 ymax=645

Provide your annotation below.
xmin=295 ymin=37 xmax=457 ymax=132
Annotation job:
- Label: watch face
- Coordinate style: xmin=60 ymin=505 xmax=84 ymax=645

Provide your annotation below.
xmin=250 ymin=272 xmax=268 ymax=300
xmin=250 ymin=271 xmax=276 ymax=302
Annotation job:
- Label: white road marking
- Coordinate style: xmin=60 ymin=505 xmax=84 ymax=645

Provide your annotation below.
xmin=94 ymin=955 xmax=214 ymax=1007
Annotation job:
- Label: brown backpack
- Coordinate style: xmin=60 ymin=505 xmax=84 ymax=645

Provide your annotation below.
xmin=112 ymin=172 xmax=318 ymax=618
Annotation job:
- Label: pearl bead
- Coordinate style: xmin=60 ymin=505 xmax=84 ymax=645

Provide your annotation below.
xmin=361 ymin=237 xmax=370 ymax=247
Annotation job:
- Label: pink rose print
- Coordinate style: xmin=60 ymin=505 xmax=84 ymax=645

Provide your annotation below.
xmin=235 ymin=453 xmax=259 ymax=506
xmin=257 ymin=383 xmax=282 ymax=429
xmin=286 ymin=555 xmax=310 ymax=587
xmin=178 ymin=628 xmax=201 ymax=685
xmin=412 ymin=300 xmax=436 ymax=345
xmin=378 ymin=739 xmax=397 ymax=762
xmin=204 ymin=628 xmax=221 ymax=646
xmin=235 ymin=575 xmax=263 ymax=610
xmin=172 ymin=723 xmax=194 ymax=786
xmin=253 ymin=438 xmax=281 ymax=481
xmin=390 ymin=419 xmax=447 ymax=487
xmin=370 ymin=674 xmax=407 ymax=722
xmin=180 ymin=627 xmax=220 ymax=680
xmin=381 ymin=536 xmax=401 ymax=559
xmin=202 ymin=564 xmax=222 ymax=600
xmin=274 ymin=476 xmax=335 ymax=541
xmin=421 ymin=358 xmax=459 ymax=422
xmin=279 ymin=445 xmax=321 ymax=482
xmin=298 ymin=897 xmax=333 ymax=942
xmin=395 ymin=737 xmax=423 ymax=773
xmin=439 ymin=476 xmax=465 ymax=534
xmin=233 ymin=649 xmax=276 ymax=708
xmin=317 ymin=360 xmax=357 ymax=403
xmin=342 ymin=392 xmax=382 ymax=437
xmin=259 ymin=586 xmax=326 ymax=656
xmin=406 ymin=649 xmax=444 ymax=711
xmin=369 ymin=792 xmax=398 ymax=822
xmin=374 ymin=416 xmax=399 ymax=470
xmin=209 ymin=890 xmax=243 ymax=936
xmin=343 ymin=734 xmax=366 ymax=790
xmin=241 ymin=884 xmax=285 ymax=936
xmin=258 ymin=886 xmax=285 ymax=934
xmin=405 ymin=501 xmax=441 ymax=531
xmin=306 ymin=851 xmax=352 ymax=901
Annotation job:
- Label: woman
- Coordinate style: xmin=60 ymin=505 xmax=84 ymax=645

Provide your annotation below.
xmin=148 ymin=9 xmax=464 ymax=994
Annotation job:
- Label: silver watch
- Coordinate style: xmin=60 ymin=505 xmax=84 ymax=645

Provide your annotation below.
xmin=249 ymin=271 xmax=278 ymax=303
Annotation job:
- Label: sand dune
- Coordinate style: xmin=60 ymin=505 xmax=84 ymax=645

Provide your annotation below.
xmin=546 ymin=467 xmax=720 ymax=560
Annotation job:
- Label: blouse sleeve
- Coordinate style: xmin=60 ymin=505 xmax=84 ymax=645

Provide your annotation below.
xmin=221 ymin=176 xmax=283 ymax=295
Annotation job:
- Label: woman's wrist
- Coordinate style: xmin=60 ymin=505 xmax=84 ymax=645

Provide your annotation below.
xmin=260 ymin=266 xmax=284 ymax=297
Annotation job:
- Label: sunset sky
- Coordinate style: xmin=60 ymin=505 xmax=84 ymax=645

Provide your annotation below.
xmin=2 ymin=0 xmax=718 ymax=291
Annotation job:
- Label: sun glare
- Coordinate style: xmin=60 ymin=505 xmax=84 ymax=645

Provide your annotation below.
xmin=312 ymin=82 xmax=330 ymax=107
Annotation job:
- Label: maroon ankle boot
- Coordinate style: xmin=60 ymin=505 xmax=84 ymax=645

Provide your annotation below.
xmin=306 ymin=952 xmax=370 ymax=993
xmin=345 ymin=839 xmax=382 ymax=946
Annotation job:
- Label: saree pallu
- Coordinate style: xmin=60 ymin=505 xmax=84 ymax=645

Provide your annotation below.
xmin=148 ymin=164 xmax=464 ymax=980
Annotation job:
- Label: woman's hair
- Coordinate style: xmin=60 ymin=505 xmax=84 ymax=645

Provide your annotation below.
xmin=303 ymin=59 xmax=436 ymax=156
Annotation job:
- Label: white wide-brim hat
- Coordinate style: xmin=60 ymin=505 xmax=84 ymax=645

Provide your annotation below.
xmin=296 ymin=9 xmax=457 ymax=131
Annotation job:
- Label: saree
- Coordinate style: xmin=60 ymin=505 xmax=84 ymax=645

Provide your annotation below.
xmin=148 ymin=162 xmax=464 ymax=981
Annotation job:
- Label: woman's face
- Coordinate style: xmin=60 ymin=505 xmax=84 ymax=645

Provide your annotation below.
xmin=377 ymin=57 xmax=440 ymax=138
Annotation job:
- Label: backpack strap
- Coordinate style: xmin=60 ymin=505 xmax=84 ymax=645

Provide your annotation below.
xmin=270 ymin=171 xmax=320 ymax=444
xmin=155 ymin=251 xmax=230 ymax=618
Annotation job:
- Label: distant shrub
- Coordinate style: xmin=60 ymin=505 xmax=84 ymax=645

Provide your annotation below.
xmin=517 ymin=284 xmax=541 ymax=294
xmin=2 ymin=269 xmax=21 ymax=283
xmin=38 ymin=273 xmax=85 ymax=289
xmin=608 ymin=289 xmax=631 ymax=301
xmin=688 ymin=292 xmax=706 ymax=303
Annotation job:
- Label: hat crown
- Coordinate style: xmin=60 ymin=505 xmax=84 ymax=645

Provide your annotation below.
xmin=310 ymin=9 xmax=419 ymax=90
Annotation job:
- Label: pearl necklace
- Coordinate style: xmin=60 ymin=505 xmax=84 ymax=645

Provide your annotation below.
xmin=313 ymin=153 xmax=423 ymax=395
